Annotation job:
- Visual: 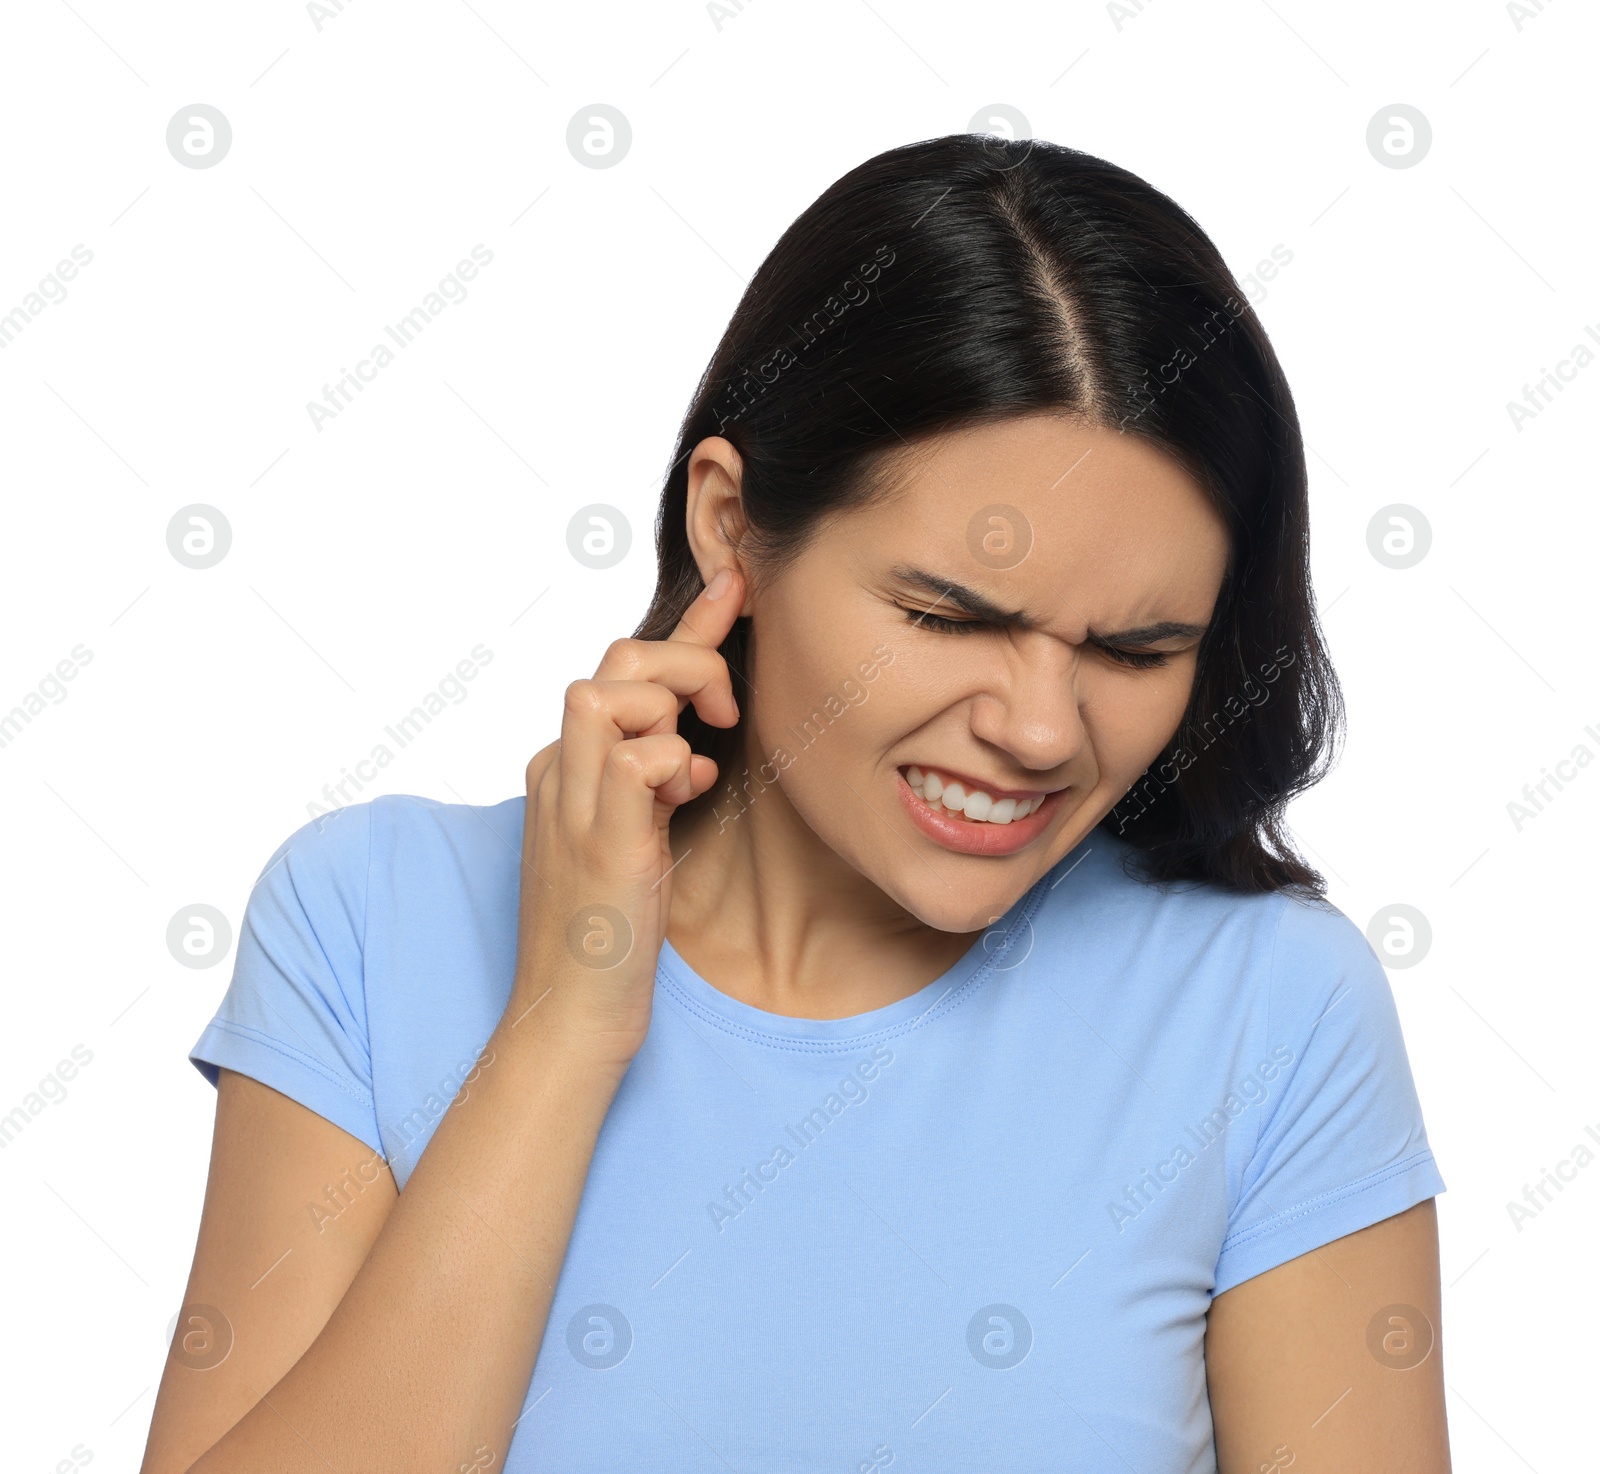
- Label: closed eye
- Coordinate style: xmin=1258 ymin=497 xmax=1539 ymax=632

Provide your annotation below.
xmin=900 ymin=606 xmax=987 ymax=636
xmin=1093 ymin=645 xmax=1171 ymax=669
xmin=897 ymin=605 xmax=1172 ymax=668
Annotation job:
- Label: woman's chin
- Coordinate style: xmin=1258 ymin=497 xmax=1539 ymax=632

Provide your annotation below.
xmin=886 ymin=885 xmax=1026 ymax=939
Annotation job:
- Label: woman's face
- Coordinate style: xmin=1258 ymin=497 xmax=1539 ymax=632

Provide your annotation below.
xmin=708 ymin=412 xmax=1231 ymax=935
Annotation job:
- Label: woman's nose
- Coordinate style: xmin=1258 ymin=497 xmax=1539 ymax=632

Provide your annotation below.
xmin=968 ymin=642 xmax=1088 ymax=775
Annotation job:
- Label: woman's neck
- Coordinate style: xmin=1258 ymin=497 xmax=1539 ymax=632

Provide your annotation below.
xmin=665 ymin=771 xmax=986 ymax=1020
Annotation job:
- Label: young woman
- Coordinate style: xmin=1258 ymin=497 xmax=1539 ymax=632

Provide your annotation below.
xmin=143 ymin=135 xmax=1449 ymax=1473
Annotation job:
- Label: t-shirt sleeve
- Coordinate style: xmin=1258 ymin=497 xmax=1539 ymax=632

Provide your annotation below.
xmin=1212 ymin=892 xmax=1446 ymax=1296
xmin=188 ymin=802 xmax=385 ymax=1157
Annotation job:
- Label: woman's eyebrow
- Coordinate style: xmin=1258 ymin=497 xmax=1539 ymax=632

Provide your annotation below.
xmin=887 ymin=563 xmax=1210 ymax=643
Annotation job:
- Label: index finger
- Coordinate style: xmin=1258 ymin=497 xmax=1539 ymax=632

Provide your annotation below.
xmin=668 ymin=565 xmax=745 ymax=651
xmin=592 ymin=566 xmax=745 ymax=730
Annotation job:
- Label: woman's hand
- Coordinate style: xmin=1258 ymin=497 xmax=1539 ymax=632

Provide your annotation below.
xmin=504 ymin=565 xmax=744 ymax=1073
xmin=145 ymin=573 xmax=747 ymax=1471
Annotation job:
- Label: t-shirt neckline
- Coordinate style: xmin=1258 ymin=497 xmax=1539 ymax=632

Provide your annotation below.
xmin=653 ymin=839 xmax=1086 ymax=1050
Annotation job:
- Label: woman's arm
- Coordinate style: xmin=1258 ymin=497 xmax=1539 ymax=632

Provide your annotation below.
xmin=140 ymin=1069 xmax=398 ymax=1469
xmin=141 ymin=1020 xmax=627 ymax=1474
xmin=142 ymin=571 xmax=747 ymax=1473
xmin=1204 ymin=1198 xmax=1450 ymax=1473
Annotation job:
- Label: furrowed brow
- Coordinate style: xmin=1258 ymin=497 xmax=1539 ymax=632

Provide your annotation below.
xmin=887 ymin=564 xmax=1209 ymax=644
xmin=889 ymin=565 xmax=1034 ymax=626
xmin=1092 ymin=619 xmax=1210 ymax=645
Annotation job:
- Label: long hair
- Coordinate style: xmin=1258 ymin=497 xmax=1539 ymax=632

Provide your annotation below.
xmin=633 ymin=134 xmax=1342 ymax=896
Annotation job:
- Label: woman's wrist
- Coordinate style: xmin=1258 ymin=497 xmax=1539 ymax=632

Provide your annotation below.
xmin=488 ymin=994 xmax=638 ymax=1098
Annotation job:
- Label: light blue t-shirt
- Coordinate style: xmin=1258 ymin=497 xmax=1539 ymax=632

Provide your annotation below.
xmin=190 ymin=793 xmax=1444 ymax=1472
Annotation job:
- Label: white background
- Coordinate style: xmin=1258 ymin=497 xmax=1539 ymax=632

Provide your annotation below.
xmin=1 ymin=0 xmax=1595 ymax=1467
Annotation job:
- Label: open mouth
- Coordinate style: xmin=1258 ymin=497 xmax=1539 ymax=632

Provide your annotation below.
xmin=897 ymin=764 xmax=1055 ymax=826
xmin=894 ymin=765 xmax=1066 ymax=857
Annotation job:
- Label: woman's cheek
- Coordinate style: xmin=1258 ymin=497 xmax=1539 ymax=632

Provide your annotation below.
xmin=1101 ymin=672 xmax=1190 ymax=782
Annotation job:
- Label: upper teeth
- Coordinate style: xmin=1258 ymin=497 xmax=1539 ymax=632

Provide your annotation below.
xmin=904 ymin=766 xmax=1047 ymax=824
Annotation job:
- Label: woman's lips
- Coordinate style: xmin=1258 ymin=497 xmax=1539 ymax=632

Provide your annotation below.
xmin=894 ymin=767 xmax=1064 ymax=856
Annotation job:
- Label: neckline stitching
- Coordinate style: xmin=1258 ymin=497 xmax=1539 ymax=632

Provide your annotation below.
xmin=654 ymin=861 xmax=1060 ymax=1053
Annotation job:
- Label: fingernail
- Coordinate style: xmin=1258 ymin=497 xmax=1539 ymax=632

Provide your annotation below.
xmin=705 ymin=567 xmax=733 ymax=601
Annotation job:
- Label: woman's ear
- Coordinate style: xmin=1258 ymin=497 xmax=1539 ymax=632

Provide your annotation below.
xmin=685 ymin=436 xmax=755 ymax=616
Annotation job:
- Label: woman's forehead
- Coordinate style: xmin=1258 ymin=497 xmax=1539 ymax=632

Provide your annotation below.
xmin=808 ymin=417 xmax=1230 ymax=609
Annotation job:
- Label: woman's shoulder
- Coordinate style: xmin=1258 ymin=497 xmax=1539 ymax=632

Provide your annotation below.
xmin=261 ymin=791 xmax=525 ymax=894
xmin=1039 ymin=829 xmax=1388 ymax=1018
xmin=233 ymin=790 xmax=527 ymax=1003
xmin=1039 ymin=828 xmax=1290 ymax=934
xmin=190 ymin=794 xmax=527 ymax=1155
